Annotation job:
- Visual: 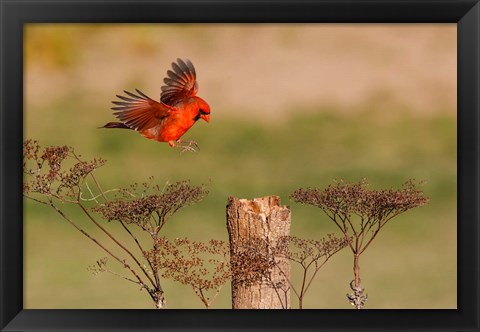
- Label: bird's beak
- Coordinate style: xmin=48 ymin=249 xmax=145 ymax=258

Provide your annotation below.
xmin=201 ymin=114 xmax=210 ymax=123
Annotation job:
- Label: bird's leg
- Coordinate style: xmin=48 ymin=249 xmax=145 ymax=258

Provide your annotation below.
xmin=183 ymin=140 xmax=200 ymax=151
xmin=174 ymin=139 xmax=200 ymax=153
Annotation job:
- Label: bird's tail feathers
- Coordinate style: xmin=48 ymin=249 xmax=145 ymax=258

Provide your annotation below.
xmin=100 ymin=122 xmax=131 ymax=129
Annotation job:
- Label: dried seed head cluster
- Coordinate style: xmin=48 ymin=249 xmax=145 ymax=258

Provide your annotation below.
xmin=291 ymin=179 xmax=429 ymax=309
xmin=290 ymin=178 xmax=428 ymax=221
xmin=93 ymin=181 xmax=208 ymax=231
xmin=23 ymin=139 xmax=41 ymax=167
xmin=23 ymin=139 xmax=106 ymax=199
xmin=145 ymin=237 xmax=230 ymax=308
xmin=230 ymin=239 xmax=277 ymax=287
xmin=24 ymin=140 xmax=210 ymax=309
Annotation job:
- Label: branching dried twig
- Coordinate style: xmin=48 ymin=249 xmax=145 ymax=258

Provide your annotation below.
xmin=274 ymin=235 xmax=350 ymax=309
xmin=23 ymin=139 xmax=209 ymax=309
xmin=291 ymin=179 xmax=428 ymax=309
xmin=145 ymin=237 xmax=231 ymax=309
xmin=230 ymin=236 xmax=349 ymax=309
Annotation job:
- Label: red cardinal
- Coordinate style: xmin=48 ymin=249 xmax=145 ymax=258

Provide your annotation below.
xmin=102 ymin=58 xmax=210 ymax=152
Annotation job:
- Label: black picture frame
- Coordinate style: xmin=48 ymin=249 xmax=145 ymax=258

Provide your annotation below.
xmin=1 ymin=0 xmax=479 ymax=331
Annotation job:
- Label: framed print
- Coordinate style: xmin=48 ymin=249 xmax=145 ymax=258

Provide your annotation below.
xmin=1 ymin=0 xmax=479 ymax=331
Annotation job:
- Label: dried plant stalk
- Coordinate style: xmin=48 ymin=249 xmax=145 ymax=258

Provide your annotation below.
xmin=145 ymin=237 xmax=230 ymax=309
xmin=291 ymin=179 xmax=428 ymax=309
xmin=23 ymin=139 xmax=209 ymax=309
xmin=274 ymin=235 xmax=350 ymax=309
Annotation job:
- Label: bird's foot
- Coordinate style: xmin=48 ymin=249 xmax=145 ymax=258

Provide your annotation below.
xmin=174 ymin=140 xmax=200 ymax=153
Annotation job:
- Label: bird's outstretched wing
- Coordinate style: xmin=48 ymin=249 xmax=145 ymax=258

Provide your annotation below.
xmin=111 ymin=89 xmax=173 ymax=131
xmin=160 ymin=58 xmax=198 ymax=106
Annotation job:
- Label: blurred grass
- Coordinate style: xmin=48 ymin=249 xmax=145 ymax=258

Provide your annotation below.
xmin=24 ymin=107 xmax=456 ymax=309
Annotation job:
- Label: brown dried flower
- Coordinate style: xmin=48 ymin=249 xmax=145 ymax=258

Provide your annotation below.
xmin=23 ymin=139 xmax=210 ymax=309
xmin=290 ymin=179 xmax=428 ymax=309
xmin=145 ymin=237 xmax=230 ymax=308
xmin=290 ymin=178 xmax=428 ymax=222
xmin=230 ymin=238 xmax=277 ymax=287
xmin=23 ymin=140 xmax=106 ymax=200
xmin=93 ymin=181 xmax=208 ymax=232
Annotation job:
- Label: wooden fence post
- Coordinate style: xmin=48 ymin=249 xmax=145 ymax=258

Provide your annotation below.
xmin=226 ymin=196 xmax=291 ymax=309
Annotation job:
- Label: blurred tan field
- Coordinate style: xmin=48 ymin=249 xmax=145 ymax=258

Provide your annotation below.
xmin=24 ymin=24 xmax=456 ymax=309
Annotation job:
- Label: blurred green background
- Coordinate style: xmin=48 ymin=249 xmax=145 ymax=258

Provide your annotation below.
xmin=24 ymin=24 xmax=456 ymax=309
